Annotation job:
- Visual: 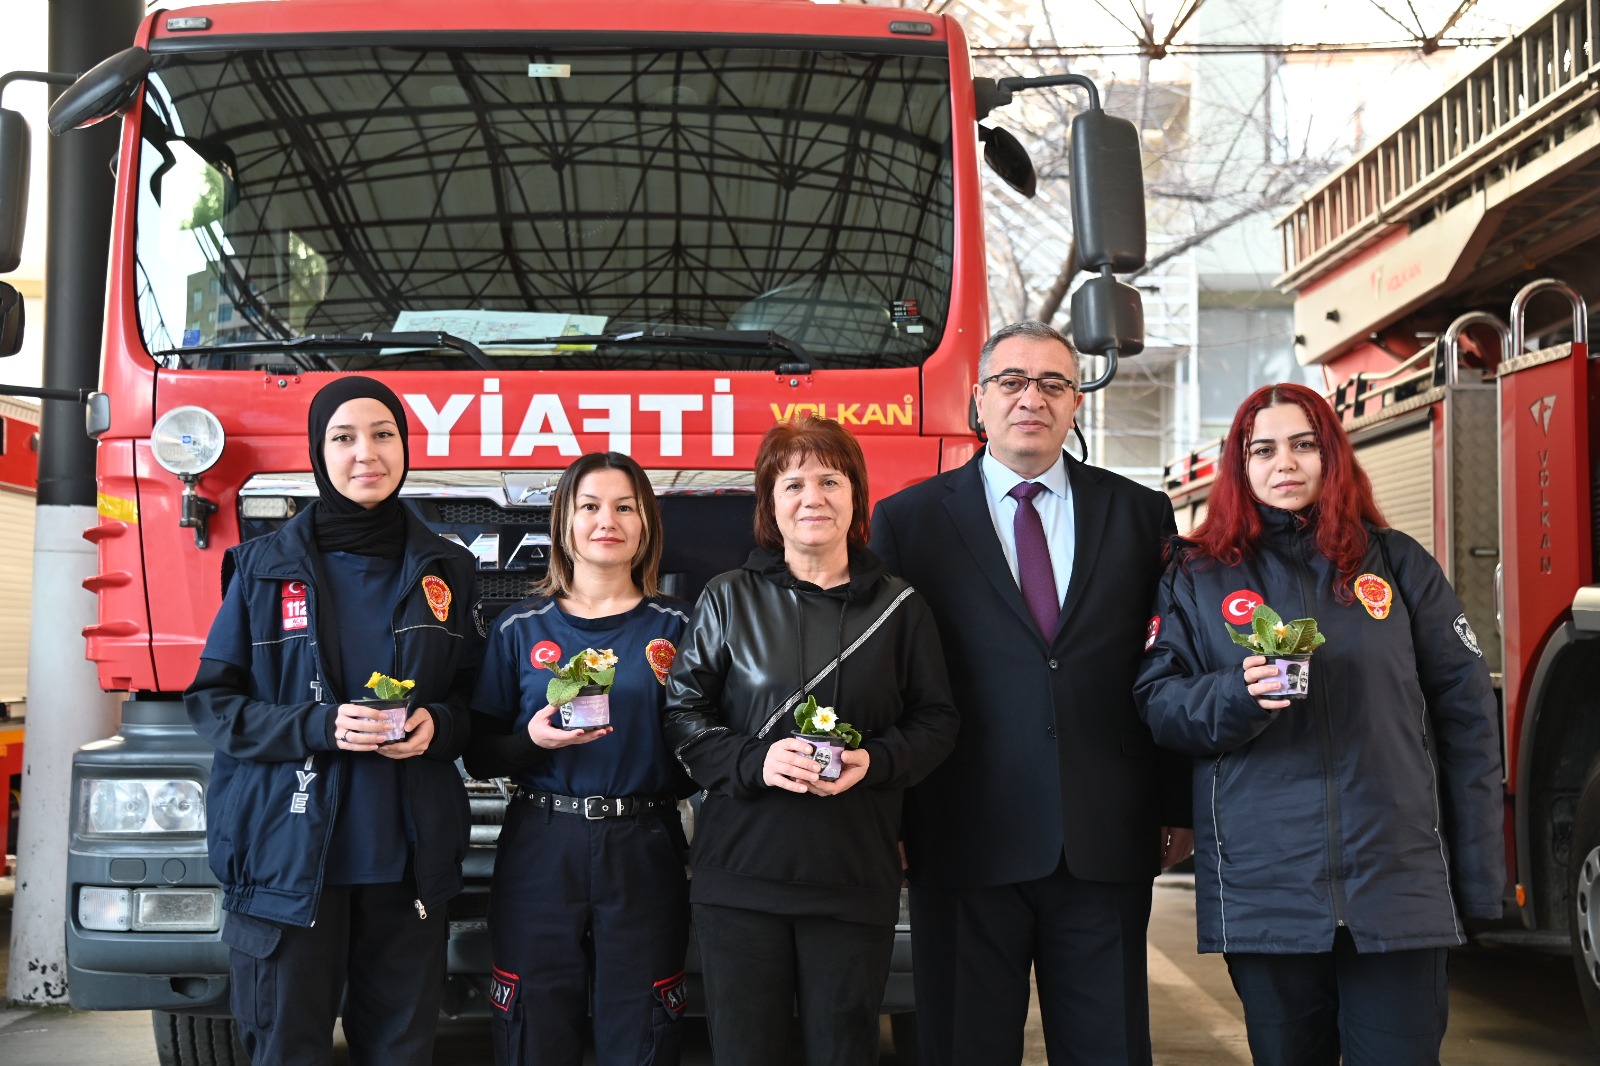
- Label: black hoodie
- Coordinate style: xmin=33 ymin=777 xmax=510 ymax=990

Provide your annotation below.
xmin=663 ymin=546 xmax=958 ymax=924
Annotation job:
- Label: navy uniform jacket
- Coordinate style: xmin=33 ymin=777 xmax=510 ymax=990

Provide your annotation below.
xmin=185 ymin=506 xmax=483 ymax=927
xmin=1135 ymin=510 xmax=1504 ymax=953
xmin=870 ymin=449 xmax=1186 ymax=888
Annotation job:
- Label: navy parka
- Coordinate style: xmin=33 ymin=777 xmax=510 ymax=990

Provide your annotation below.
xmin=1135 ymin=509 xmax=1504 ymax=954
xmin=185 ymin=505 xmax=483 ymax=927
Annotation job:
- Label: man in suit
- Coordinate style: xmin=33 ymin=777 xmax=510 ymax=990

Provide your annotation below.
xmin=870 ymin=321 xmax=1191 ymax=1066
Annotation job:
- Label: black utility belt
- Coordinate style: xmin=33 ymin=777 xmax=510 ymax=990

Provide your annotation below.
xmin=517 ymin=789 xmax=674 ymax=820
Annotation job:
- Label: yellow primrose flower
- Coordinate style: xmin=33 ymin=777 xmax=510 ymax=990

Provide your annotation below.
xmin=598 ymin=650 xmax=618 ymax=669
xmin=1273 ymin=623 xmax=1289 ymax=640
xmin=814 ymin=707 xmax=838 ymax=731
xmin=366 ymin=671 xmax=384 ymax=688
xmin=399 ymin=679 xmax=416 ymax=690
xmin=583 ymin=650 xmax=607 ymax=671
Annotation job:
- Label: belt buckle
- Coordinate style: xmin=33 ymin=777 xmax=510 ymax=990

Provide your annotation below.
xmin=583 ymin=795 xmax=608 ymax=820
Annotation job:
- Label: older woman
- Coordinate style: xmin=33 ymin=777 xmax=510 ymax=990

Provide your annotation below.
xmin=1135 ymin=382 xmax=1503 ymax=1065
xmin=664 ymin=416 xmax=958 ymax=1066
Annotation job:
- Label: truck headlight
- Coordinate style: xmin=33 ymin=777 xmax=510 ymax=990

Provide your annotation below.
xmin=151 ymin=405 xmax=224 ymax=476
xmin=80 ymin=777 xmax=206 ymax=836
xmin=79 ymin=886 xmax=221 ymax=932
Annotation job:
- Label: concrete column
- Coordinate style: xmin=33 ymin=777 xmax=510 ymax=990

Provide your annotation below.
xmin=7 ymin=0 xmax=141 ymax=1006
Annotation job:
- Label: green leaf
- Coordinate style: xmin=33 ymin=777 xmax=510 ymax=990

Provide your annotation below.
xmin=1227 ymin=628 xmax=1258 ymax=650
xmin=1252 ymin=614 xmax=1278 ymax=654
xmin=793 ymin=694 xmax=819 ymax=732
xmin=839 ymin=725 xmax=862 ymax=749
xmin=1278 ymin=621 xmax=1304 ymax=654
xmin=546 ymin=677 xmax=583 ymax=708
xmin=588 ymin=667 xmax=615 ymax=689
xmin=1284 ymin=619 xmax=1320 ymax=654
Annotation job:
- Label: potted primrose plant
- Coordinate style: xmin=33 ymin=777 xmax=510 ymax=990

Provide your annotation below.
xmin=362 ymin=671 xmax=416 ymax=743
xmin=541 ymin=648 xmax=618 ymax=730
xmin=1226 ymin=604 xmax=1326 ymax=699
xmin=791 ymin=694 xmax=863 ymax=782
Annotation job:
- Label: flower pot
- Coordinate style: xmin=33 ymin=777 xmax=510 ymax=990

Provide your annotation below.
xmin=558 ymin=686 xmax=611 ymax=730
xmin=355 ymin=698 xmax=410 ymax=743
xmin=1262 ymin=654 xmax=1312 ymax=700
xmin=792 ymin=731 xmax=845 ymax=782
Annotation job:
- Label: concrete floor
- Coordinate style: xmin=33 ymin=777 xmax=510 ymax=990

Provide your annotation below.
xmin=1 ymin=874 xmax=1595 ymax=1064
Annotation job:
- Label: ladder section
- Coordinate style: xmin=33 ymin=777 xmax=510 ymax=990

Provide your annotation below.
xmin=1277 ymin=0 xmax=1600 ymax=288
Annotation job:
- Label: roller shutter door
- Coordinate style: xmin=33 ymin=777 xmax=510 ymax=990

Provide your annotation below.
xmin=0 ymin=490 xmax=33 ymax=703
xmin=1355 ymin=426 xmax=1433 ymax=556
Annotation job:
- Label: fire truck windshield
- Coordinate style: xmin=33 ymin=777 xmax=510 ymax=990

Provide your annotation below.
xmin=131 ymin=41 xmax=955 ymax=373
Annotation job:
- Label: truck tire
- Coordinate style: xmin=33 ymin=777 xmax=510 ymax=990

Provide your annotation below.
xmin=151 ymin=1010 xmax=250 ymax=1066
xmin=1569 ymin=759 xmax=1600 ymax=1044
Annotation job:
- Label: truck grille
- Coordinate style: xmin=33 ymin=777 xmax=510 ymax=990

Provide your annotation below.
xmin=435 ymin=500 xmax=550 ymax=528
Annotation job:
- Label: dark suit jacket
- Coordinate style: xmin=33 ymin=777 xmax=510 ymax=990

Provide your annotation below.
xmin=870 ymin=449 xmax=1186 ymax=888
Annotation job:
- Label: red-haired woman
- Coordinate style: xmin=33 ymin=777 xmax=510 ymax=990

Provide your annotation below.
xmin=1135 ymin=383 xmax=1504 ymax=1065
xmin=663 ymin=416 xmax=958 ymax=1066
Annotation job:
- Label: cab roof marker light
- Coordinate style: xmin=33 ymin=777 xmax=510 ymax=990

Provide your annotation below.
xmin=165 ymin=17 xmax=212 ymax=32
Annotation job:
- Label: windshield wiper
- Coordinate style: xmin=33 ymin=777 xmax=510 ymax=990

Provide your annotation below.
xmin=482 ymin=328 xmax=813 ymax=369
xmin=150 ymin=331 xmax=493 ymax=371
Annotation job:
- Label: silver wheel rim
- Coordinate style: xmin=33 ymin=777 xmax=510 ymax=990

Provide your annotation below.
xmin=1580 ymin=846 xmax=1600 ymax=988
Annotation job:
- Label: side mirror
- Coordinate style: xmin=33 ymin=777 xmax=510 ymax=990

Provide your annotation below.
xmin=0 ymin=109 xmax=29 ymax=273
xmin=1070 ymin=108 xmax=1146 ymax=273
xmin=1071 ymin=274 xmax=1144 ymax=358
xmin=0 ymin=282 xmax=24 ymax=357
xmin=980 ymin=125 xmax=1037 ymax=198
xmin=1071 ymin=273 xmax=1143 ymax=392
xmin=47 ymin=46 xmax=152 ymax=136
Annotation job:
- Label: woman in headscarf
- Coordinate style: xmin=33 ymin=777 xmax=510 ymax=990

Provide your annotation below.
xmin=185 ymin=375 xmax=483 ymax=1064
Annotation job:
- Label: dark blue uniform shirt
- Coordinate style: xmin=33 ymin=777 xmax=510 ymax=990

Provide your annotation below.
xmin=320 ymin=552 xmax=408 ymax=884
xmin=473 ymin=596 xmax=689 ymax=797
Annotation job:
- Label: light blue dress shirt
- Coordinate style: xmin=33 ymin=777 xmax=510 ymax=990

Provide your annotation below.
xmin=980 ymin=448 xmax=1076 ymax=608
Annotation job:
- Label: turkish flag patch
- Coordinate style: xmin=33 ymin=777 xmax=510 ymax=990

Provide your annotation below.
xmin=281 ymin=580 xmax=308 ymax=631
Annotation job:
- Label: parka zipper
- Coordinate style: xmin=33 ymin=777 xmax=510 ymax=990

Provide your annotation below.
xmin=1294 ymin=530 xmax=1350 ymax=929
xmin=1211 ymin=756 xmax=1230 ymax=948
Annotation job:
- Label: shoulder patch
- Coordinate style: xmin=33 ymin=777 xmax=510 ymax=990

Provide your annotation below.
xmin=646 ymin=638 xmax=677 ymax=685
xmin=1453 ymin=613 xmax=1483 ymax=657
xmin=1353 ymin=574 xmax=1393 ymax=620
xmin=421 ymin=575 xmax=451 ymax=621
xmin=530 ymin=639 xmax=562 ymax=668
xmin=1144 ymin=615 xmax=1160 ymax=652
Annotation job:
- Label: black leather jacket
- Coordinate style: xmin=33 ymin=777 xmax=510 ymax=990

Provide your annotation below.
xmin=663 ymin=546 xmax=958 ymax=924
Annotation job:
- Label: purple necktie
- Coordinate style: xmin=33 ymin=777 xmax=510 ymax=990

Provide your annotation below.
xmin=1008 ymin=482 xmax=1060 ymax=637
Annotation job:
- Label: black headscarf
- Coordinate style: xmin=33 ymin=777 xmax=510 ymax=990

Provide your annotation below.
xmin=307 ymin=376 xmax=410 ymax=558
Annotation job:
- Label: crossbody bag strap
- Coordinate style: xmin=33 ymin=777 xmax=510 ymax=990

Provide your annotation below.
xmin=756 ymin=586 xmax=917 ymax=738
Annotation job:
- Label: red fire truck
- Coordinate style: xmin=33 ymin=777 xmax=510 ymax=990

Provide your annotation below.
xmin=1164 ymin=0 xmax=1600 ymax=1041
xmin=0 ymin=1 xmax=1146 ymax=1060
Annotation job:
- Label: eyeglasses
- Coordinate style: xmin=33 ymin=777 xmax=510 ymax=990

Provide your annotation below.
xmin=979 ymin=374 xmax=1078 ymax=399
